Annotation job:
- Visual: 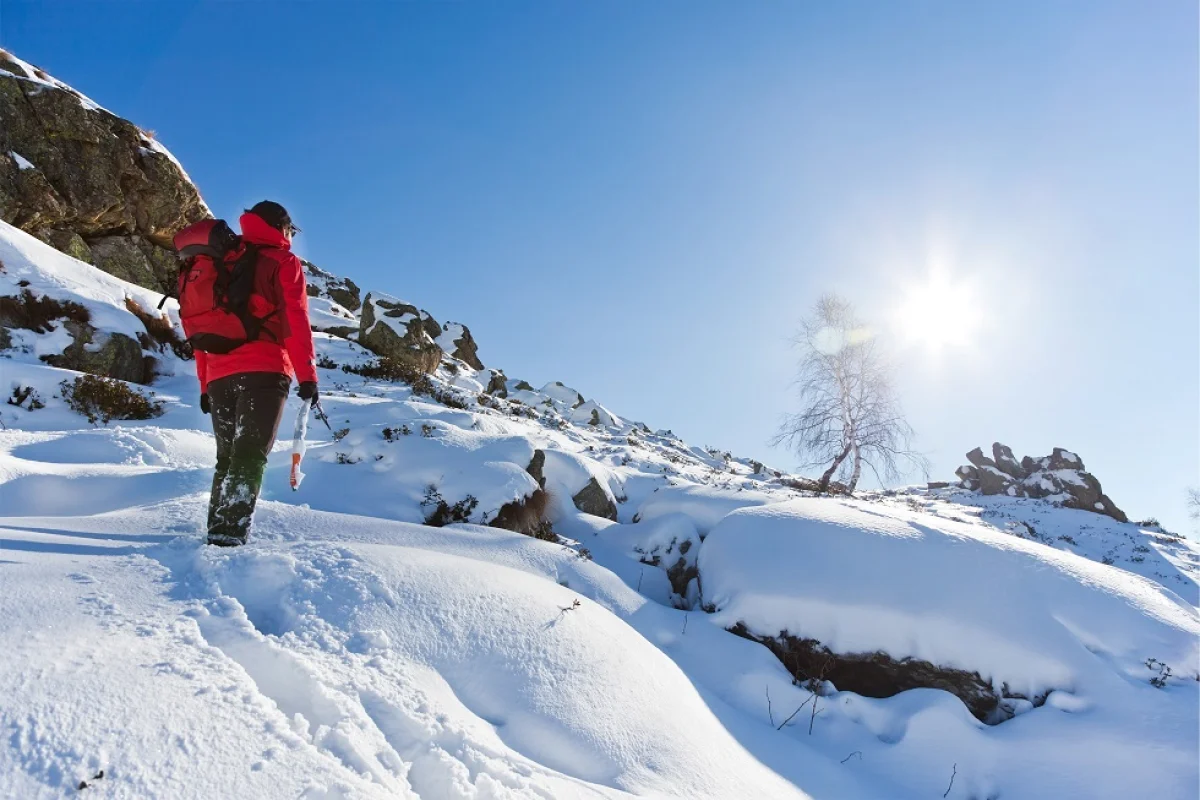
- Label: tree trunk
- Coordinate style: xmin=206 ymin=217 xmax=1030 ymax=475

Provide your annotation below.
xmin=818 ymin=443 xmax=853 ymax=492
xmin=847 ymin=445 xmax=863 ymax=493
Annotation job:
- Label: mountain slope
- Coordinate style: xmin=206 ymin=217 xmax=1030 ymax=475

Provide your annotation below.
xmin=1 ymin=52 xmax=1198 ymax=800
xmin=2 ymin=219 xmax=1198 ymax=799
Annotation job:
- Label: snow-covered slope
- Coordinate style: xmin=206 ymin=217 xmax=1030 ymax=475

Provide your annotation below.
xmin=2 ymin=217 xmax=1198 ymax=799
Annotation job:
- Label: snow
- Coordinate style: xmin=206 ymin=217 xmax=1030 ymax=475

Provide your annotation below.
xmin=570 ymin=400 xmax=622 ymax=429
xmin=0 ymin=220 xmax=175 ymax=347
xmin=2 ymin=217 xmax=1199 ymax=799
xmin=701 ymin=498 xmax=1198 ymax=696
xmin=9 ymin=151 xmax=34 ymax=170
xmin=636 ymin=484 xmax=775 ymax=535
xmin=540 ymin=381 xmax=585 ymax=408
xmin=435 ymin=322 xmax=467 ymax=354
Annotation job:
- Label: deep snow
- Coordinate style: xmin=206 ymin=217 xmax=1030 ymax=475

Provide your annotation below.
xmin=2 ymin=219 xmax=1198 ymax=799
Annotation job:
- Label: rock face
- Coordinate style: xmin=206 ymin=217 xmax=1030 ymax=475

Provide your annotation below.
xmin=43 ymin=323 xmax=147 ymax=384
xmin=0 ymin=50 xmax=208 ymax=294
xmin=304 ymin=260 xmax=361 ymax=312
xmin=358 ymin=292 xmax=443 ymax=374
xmin=571 ymin=476 xmax=618 ymax=521
xmin=728 ymin=625 xmax=1020 ymax=724
xmin=437 ymin=322 xmax=484 ymax=370
xmin=954 ymin=443 xmax=1127 ymax=522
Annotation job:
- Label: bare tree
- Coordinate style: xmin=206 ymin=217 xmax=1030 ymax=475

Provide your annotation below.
xmin=1188 ymin=488 xmax=1200 ymax=520
xmin=773 ymin=294 xmax=928 ymax=493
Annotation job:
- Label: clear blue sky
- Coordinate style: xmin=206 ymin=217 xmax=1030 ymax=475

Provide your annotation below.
xmin=2 ymin=1 xmax=1196 ymax=531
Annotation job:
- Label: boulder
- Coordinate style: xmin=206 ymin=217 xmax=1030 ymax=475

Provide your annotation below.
xmin=437 ymin=322 xmax=484 ymax=370
xmin=572 ymin=476 xmax=618 ymax=521
xmin=962 ymin=442 xmax=1127 ymax=523
xmin=87 ymin=236 xmax=180 ymax=296
xmin=302 ymin=260 xmax=361 ymax=312
xmin=1056 ymin=470 xmax=1127 ymax=523
xmin=0 ymin=52 xmax=208 ymax=291
xmin=1047 ymin=447 xmax=1084 ymax=471
xmin=992 ymin=443 xmax=1025 ymax=479
xmin=966 ymin=447 xmax=997 ymax=470
xmin=358 ymin=292 xmax=442 ymax=374
xmin=485 ymin=370 xmax=508 ymax=397
xmin=977 ymin=465 xmax=1014 ymax=496
xmin=43 ymin=321 xmax=147 ymax=384
xmin=42 ymin=229 xmax=92 ymax=262
xmin=526 ymin=449 xmax=547 ymax=489
xmin=728 ymin=625 xmax=1008 ymax=724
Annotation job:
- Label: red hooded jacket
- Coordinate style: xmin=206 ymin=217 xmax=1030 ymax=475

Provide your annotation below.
xmin=193 ymin=212 xmax=318 ymax=392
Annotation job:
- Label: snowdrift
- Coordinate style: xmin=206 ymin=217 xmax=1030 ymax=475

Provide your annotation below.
xmin=2 ymin=214 xmax=1199 ymax=799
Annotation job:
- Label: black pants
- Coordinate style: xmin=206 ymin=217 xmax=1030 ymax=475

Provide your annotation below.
xmin=207 ymin=372 xmax=290 ymax=544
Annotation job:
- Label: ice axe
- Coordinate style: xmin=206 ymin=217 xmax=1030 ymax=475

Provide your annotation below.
xmin=289 ymin=397 xmax=333 ymax=491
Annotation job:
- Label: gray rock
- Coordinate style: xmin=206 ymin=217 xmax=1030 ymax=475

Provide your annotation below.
xmin=87 ymin=236 xmax=180 ymax=296
xmin=358 ymin=292 xmax=442 ymax=374
xmin=526 ymin=449 xmax=546 ymax=489
xmin=43 ymin=321 xmax=147 ymax=383
xmin=572 ymin=476 xmax=617 ymax=521
xmin=42 ymin=229 xmax=92 ymax=262
xmin=966 ymin=447 xmax=998 ymax=470
xmin=0 ymin=56 xmax=207 ymax=292
xmin=1047 ymin=447 xmax=1084 ymax=471
xmin=977 ymin=465 xmax=1014 ymax=496
xmin=992 ymin=443 xmax=1025 ymax=479
xmin=441 ymin=322 xmax=484 ymax=370
xmin=485 ymin=370 xmax=507 ymax=397
xmin=0 ymin=326 xmax=10 ymax=350
xmin=955 ymin=465 xmax=979 ymax=484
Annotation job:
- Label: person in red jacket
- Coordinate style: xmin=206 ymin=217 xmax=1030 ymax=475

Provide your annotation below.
xmin=196 ymin=200 xmax=318 ymax=546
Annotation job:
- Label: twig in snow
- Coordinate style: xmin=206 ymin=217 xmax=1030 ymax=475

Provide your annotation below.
xmin=557 ymin=599 xmax=581 ymax=618
xmin=766 ymin=686 xmax=775 ymax=727
xmin=840 ymin=751 xmax=862 ymax=764
xmin=777 ymin=693 xmax=815 ymax=730
xmin=808 ymin=700 xmax=823 ymax=735
xmin=943 ymin=763 xmax=957 ymax=798
xmin=681 ymin=614 xmax=688 ymax=635
xmin=636 ymin=569 xmax=643 ymax=593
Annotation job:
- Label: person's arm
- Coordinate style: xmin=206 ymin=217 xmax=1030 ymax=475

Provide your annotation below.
xmin=278 ymin=253 xmax=318 ymax=385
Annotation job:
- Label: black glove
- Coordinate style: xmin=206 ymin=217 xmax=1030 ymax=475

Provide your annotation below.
xmin=297 ymin=381 xmax=319 ymax=403
xmin=200 ymin=393 xmax=211 ymax=415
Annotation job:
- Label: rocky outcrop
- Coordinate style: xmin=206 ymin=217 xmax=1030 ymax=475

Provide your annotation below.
xmin=358 ymin=292 xmax=442 ymax=374
xmin=728 ymin=624 xmax=1035 ymax=724
xmin=485 ymin=370 xmax=508 ymax=397
xmin=572 ymin=476 xmax=618 ymax=521
xmin=42 ymin=322 xmax=147 ymax=384
xmin=437 ymin=322 xmax=484 ymax=370
xmin=304 ymin=260 xmax=361 ymax=312
xmin=0 ymin=50 xmax=208 ymax=293
xmin=955 ymin=443 xmax=1127 ymax=522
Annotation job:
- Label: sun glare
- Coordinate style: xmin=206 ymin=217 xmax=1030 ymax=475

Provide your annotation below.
xmin=896 ymin=272 xmax=981 ymax=352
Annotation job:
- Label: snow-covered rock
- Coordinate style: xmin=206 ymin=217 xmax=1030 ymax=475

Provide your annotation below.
xmin=358 ymin=292 xmax=442 ymax=373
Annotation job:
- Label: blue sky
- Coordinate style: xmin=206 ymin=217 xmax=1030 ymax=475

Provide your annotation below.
xmin=2 ymin=1 xmax=1196 ymax=531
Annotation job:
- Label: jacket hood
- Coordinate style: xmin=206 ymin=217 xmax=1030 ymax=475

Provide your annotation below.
xmin=239 ymin=212 xmax=291 ymax=249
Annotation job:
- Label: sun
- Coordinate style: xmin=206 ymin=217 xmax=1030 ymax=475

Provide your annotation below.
xmin=895 ymin=271 xmax=981 ymax=352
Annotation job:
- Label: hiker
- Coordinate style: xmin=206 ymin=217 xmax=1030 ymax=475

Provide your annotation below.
xmin=183 ymin=201 xmax=318 ymax=546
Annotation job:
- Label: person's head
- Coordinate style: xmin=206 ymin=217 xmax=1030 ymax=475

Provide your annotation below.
xmin=247 ymin=200 xmax=300 ymax=241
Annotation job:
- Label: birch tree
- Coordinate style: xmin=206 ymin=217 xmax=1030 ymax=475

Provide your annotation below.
xmin=773 ymin=294 xmax=928 ymax=493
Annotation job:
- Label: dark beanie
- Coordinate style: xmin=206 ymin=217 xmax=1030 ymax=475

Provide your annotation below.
xmin=247 ymin=200 xmax=298 ymax=233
